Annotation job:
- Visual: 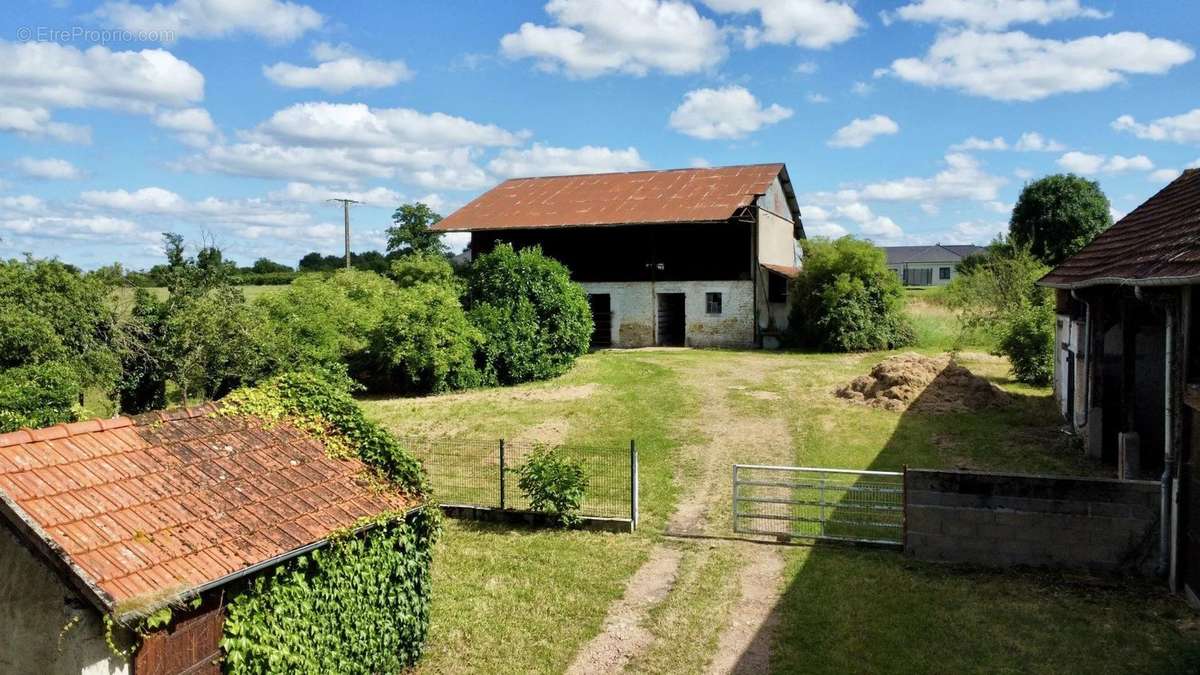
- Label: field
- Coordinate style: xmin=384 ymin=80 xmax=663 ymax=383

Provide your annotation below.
xmin=361 ymin=339 xmax=1200 ymax=673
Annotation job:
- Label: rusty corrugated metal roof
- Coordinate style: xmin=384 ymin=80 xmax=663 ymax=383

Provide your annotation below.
xmin=762 ymin=263 xmax=800 ymax=279
xmin=433 ymin=163 xmax=788 ymax=232
xmin=1041 ymin=168 xmax=1200 ymax=288
xmin=0 ymin=404 xmax=417 ymax=614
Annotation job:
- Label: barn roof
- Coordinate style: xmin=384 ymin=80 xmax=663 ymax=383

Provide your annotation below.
xmin=882 ymin=244 xmax=985 ymax=265
xmin=0 ymin=404 xmax=419 ymax=616
xmin=1041 ymin=168 xmax=1200 ymax=288
xmin=433 ymin=163 xmax=800 ymax=232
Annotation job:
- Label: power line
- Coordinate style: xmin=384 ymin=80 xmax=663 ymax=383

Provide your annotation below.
xmin=326 ymin=198 xmax=360 ymax=269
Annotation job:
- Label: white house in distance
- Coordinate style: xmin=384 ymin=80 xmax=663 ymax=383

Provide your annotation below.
xmin=434 ymin=164 xmax=804 ymax=349
xmin=882 ymin=244 xmax=985 ymax=287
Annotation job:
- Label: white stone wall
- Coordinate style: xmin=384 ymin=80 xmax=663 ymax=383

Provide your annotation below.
xmin=1 ymin=526 xmax=131 ymax=675
xmin=581 ymin=280 xmax=755 ymax=348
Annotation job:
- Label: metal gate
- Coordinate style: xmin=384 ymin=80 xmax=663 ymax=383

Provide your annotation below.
xmin=732 ymin=464 xmax=904 ymax=546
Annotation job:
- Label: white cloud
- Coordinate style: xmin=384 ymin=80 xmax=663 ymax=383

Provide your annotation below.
xmin=0 ymin=195 xmax=45 ymax=212
xmin=702 ymin=0 xmax=863 ymax=50
xmin=985 ymin=200 xmax=1012 ymax=214
xmin=269 ymin=182 xmax=404 ymax=206
xmin=0 ymin=106 xmax=91 ymax=143
xmin=668 ymin=86 xmax=792 ymax=140
xmin=794 ymin=61 xmax=819 ymax=75
xmin=949 ymin=220 xmax=1006 ymax=242
xmin=1149 ymin=168 xmax=1182 ymax=183
xmin=798 ymin=204 xmax=848 ymax=238
xmin=1056 ymin=151 xmax=1154 ymax=175
xmin=14 ymin=157 xmax=82 ymax=180
xmin=834 ymin=201 xmax=904 ymax=240
xmin=1014 ymin=167 xmax=1034 ymax=179
xmin=1013 ymin=131 xmax=1065 ymax=151
xmin=500 ymin=0 xmax=725 ymax=77
xmin=1112 ymin=108 xmax=1200 ymax=144
xmin=856 ymin=153 xmax=1005 ymax=202
xmin=828 ymin=114 xmax=899 ymax=148
xmin=884 ymin=31 xmax=1193 ymax=101
xmin=154 ymin=107 xmax=217 ymax=147
xmin=264 ymin=43 xmax=413 ymax=93
xmin=689 ymin=157 xmax=711 ymax=168
xmin=851 ymin=81 xmax=873 ymax=96
xmin=95 ymin=0 xmax=323 ymax=42
xmin=0 ymin=214 xmax=153 ymax=244
xmin=188 ymin=102 xmax=525 ymax=189
xmin=806 ymin=92 xmax=830 ymax=104
xmin=951 ymin=136 xmax=1007 ymax=151
xmin=79 ymin=186 xmax=315 ymax=233
xmin=884 ymin=0 xmax=1107 ymax=30
xmin=488 ymin=143 xmax=648 ymax=177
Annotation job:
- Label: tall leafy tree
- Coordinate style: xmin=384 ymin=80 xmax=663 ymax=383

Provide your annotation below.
xmin=1009 ymin=174 xmax=1112 ymax=267
xmin=386 ymin=202 xmax=447 ymax=257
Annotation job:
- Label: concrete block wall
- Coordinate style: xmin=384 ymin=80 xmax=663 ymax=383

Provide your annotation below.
xmin=580 ymin=280 xmax=754 ymax=348
xmin=905 ymin=469 xmax=1161 ymax=574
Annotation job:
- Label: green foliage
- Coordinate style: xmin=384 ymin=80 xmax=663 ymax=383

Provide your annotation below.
xmin=787 ymin=237 xmax=913 ymax=352
xmin=368 ymin=283 xmax=483 ymax=394
xmin=249 ymin=258 xmax=292 ymax=274
xmin=389 ymin=252 xmax=458 ymax=289
xmin=516 ymin=447 xmax=589 ymax=527
xmin=161 ymin=286 xmax=267 ymax=403
xmin=0 ymin=309 xmax=67 ymax=369
xmin=386 ymin=202 xmax=447 ymax=257
xmin=297 ymin=250 xmax=393 ymax=274
xmin=221 ymin=510 xmax=438 ymax=675
xmin=467 ymin=244 xmax=592 ymax=385
xmin=1010 ymin=174 xmax=1112 ymax=266
xmin=0 ymin=362 xmax=81 ymax=432
xmin=116 ymin=289 xmax=167 ymax=413
xmin=220 ymin=369 xmax=426 ymax=492
xmin=947 ymin=245 xmax=1055 ymax=385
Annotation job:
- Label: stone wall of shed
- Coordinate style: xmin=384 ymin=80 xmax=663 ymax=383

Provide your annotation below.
xmin=581 ymin=280 xmax=754 ymax=348
xmin=905 ymin=469 xmax=1160 ymax=574
xmin=0 ymin=522 xmax=131 ymax=675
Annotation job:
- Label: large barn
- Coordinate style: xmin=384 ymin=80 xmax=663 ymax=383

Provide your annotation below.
xmin=434 ymin=163 xmax=804 ymax=349
xmin=1040 ymin=168 xmax=1199 ymax=600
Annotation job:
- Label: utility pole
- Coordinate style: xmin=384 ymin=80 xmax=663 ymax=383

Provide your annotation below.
xmin=327 ymin=198 xmax=359 ymax=269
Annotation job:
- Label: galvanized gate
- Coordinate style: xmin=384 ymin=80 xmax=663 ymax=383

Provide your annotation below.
xmin=732 ymin=464 xmax=904 ymax=546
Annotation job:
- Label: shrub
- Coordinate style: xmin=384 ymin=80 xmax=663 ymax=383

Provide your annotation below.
xmin=161 ymin=287 xmax=268 ymax=403
xmin=0 ymin=361 xmax=81 ymax=432
xmin=368 ymin=283 xmax=482 ymax=394
xmin=516 ymin=447 xmax=589 ymax=527
xmin=115 ymin=289 xmax=168 ymax=414
xmin=787 ymin=237 xmax=913 ymax=352
xmin=389 ymin=252 xmax=458 ymax=289
xmin=467 ymin=244 xmax=592 ymax=385
xmin=998 ymin=303 xmax=1055 ymax=386
xmin=0 ymin=309 xmax=67 ymax=369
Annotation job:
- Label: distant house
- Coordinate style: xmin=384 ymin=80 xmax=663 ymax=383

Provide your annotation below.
xmin=0 ymin=404 xmax=420 ymax=675
xmin=882 ymin=244 xmax=985 ymax=286
xmin=434 ymin=164 xmax=804 ymax=349
xmin=1039 ymin=168 xmax=1199 ymax=601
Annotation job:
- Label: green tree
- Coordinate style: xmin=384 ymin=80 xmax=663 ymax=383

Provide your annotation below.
xmin=466 ymin=244 xmax=592 ymax=385
xmin=786 ymin=237 xmax=913 ymax=352
xmin=368 ymin=283 xmax=482 ymax=394
xmin=389 ymin=252 xmax=458 ymax=289
xmin=386 ymin=203 xmax=447 ymax=257
xmin=250 ymin=258 xmax=293 ymax=274
xmin=1010 ymin=174 xmax=1112 ymax=267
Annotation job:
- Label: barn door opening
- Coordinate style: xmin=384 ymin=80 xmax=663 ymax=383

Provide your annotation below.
xmin=588 ymin=293 xmax=612 ymax=348
xmin=657 ymin=293 xmax=685 ymax=346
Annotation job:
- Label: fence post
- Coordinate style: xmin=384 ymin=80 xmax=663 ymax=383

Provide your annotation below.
xmin=499 ymin=439 xmax=506 ymax=511
xmin=630 ymin=440 xmax=638 ymax=531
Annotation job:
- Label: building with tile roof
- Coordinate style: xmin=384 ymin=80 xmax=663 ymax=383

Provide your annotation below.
xmin=1038 ymin=169 xmax=1200 ymax=603
xmin=435 ymin=164 xmax=804 ymax=349
xmin=881 ymin=244 xmax=985 ymax=287
xmin=0 ymin=403 xmax=422 ymax=674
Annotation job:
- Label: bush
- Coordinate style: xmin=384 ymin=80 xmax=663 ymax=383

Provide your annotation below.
xmin=368 ymin=283 xmax=482 ymax=394
xmin=998 ymin=303 xmax=1055 ymax=386
xmin=787 ymin=237 xmax=913 ymax=351
xmin=467 ymin=244 xmax=592 ymax=385
xmin=161 ymin=286 xmax=268 ymax=403
xmin=389 ymin=253 xmax=458 ymax=289
xmin=0 ymin=361 xmax=81 ymax=432
xmin=0 ymin=309 xmax=67 ymax=369
xmin=516 ymin=447 xmax=589 ymax=527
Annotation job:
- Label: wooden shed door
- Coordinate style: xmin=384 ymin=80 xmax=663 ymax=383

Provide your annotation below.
xmin=657 ymin=293 xmax=685 ymax=346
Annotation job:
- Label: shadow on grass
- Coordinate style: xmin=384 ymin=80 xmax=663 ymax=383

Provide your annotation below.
xmin=726 ymin=362 xmax=1200 ymax=674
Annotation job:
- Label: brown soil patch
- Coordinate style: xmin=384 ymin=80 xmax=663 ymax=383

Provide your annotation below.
xmin=835 ymin=353 xmax=1010 ymax=413
xmin=706 ymin=543 xmax=786 ymax=675
xmin=512 ymin=419 xmax=569 ymax=447
xmin=566 ymin=546 xmax=684 ymax=675
xmin=746 ymin=390 xmax=781 ymax=401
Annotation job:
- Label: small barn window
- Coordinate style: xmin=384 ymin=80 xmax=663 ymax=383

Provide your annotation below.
xmin=939 ymin=266 xmax=952 ymax=280
xmin=706 ymin=292 xmax=722 ymax=314
xmin=768 ymin=273 xmax=788 ymax=303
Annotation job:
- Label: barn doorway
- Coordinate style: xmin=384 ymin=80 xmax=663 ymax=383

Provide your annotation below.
xmin=588 ymin=293 xmax=612 ymax=348
xmin=657 ymin=293 xmax=685 ymax=346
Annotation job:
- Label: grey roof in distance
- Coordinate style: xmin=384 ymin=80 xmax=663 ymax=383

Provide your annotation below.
xmin=881 ymin=244 xmax=986 ymax=265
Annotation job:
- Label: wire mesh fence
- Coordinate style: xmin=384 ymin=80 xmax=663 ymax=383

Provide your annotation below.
xmin=733 ymin=464 xmax=904 ymax=546
xmin=400 ymin=437 xmax=636 ymax=522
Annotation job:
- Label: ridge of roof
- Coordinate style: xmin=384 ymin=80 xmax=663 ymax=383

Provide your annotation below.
xmin=494 ymin=162 xmax=785 ymax=183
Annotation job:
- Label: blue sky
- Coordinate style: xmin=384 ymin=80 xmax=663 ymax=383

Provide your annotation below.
xmin=1 ymin=0 xmax=1198 ymax=269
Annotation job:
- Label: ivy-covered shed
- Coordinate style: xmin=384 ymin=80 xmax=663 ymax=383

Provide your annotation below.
xmin=0 ymin=387 xmax=433 ymax=675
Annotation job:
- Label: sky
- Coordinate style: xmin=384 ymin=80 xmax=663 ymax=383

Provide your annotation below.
xmin=1 ymin=0 xmax=1198 ymax=270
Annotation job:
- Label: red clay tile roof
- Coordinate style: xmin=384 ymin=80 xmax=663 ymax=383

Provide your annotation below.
xmin=1041 ymin=168 xmax=1200 ymax=288
xmin=0 ymin=404 xmax=418 ymax=614
xmin=433 ymin=163 xmax=789 ymax=232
